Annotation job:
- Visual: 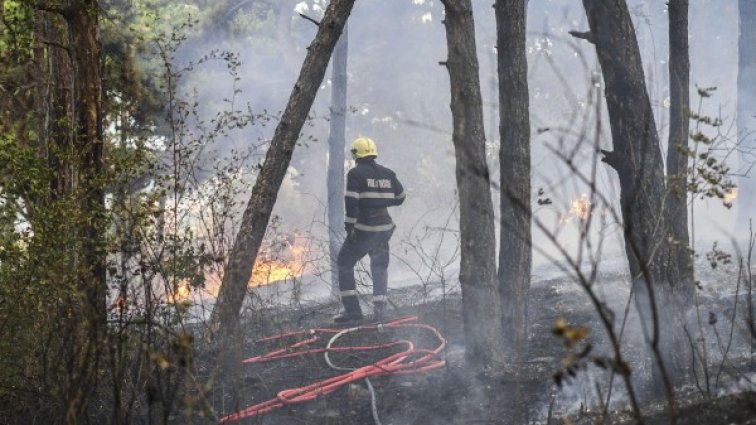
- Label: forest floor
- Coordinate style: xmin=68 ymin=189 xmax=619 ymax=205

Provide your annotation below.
xmin=203 ymin=261 xmax=756 ymax=425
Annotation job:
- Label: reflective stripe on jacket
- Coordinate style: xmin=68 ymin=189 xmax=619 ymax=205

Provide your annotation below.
xmin=345 ymin=158 xmax=405 ymax=232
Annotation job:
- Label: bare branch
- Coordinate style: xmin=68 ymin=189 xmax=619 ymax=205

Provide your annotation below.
xmin=569 ymin=30 xmax=595 ymax=44
xmin=298 ymin=13 xmax=320 ymax=27
xmin=600 ymin=149 xmax=621 ymax=170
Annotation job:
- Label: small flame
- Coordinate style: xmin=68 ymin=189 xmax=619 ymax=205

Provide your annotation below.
xmin=250 ymin=236 xmax=306 ymax=287
xmin=112 ymin=294 xmax=127 ymax=311
xmin=724 ymin=188 xmax=738 ymax=205
xmin=168 ymin=280 xmax=192 ymax=304
xmin=570 ymin=194 xmax=592 ymax=221
xmin=250 ymin=260 xmax=300 ymax=286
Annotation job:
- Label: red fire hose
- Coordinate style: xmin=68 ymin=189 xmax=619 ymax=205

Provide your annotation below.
xmin=218 ymin=316 xmax=446 ymax=424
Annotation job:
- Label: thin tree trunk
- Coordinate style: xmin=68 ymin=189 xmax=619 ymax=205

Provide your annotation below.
xmin=495 ymin=0 xmax=531 ymax=357
xmin=34 ymin=12 xmax=51 ymax=163
xmin=738 ymin=0 xmax=756 ymax=229
xmin=327 ymin=26 xmax=348 ymax=295
xmin=440 ymin=0 xmax=506 ymax=367
xmin=73 ymin=0 xmax=106 ymax=411
xmin=580 ymin=0 xmax=678 ymax=283
xmin=666 ymin=0 xmax=692 ymax=287
xmin=209 ymin=0 xmax=356 ymax=345
xmin=47 ymin=12 xmax=75 ymax=197
xmin=70 ymin=0 xmax=107 ymax=323
xmin=496 ymin=2 xmax=531 ymax=422
xmin=579 ymin=0 xmax=685 ymax=417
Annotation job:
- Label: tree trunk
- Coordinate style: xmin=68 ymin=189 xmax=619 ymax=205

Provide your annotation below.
xmin=738 ymin=0 xmax=756 ymax=230
xmin=495 ymin=0 xmax=531 ymax=358
xmin=327 ymin=26 xmax=348 ymax=295
xmin=666 ymin=0 xmax=693 ymax=289
xmin=39 ymin=1 xmax=106 ymax=420
xmin=209 ymin=0 xmax=356 ymax=345
xmin=579 ymin=0 xmax=689 ymax=406
xmin=49 ymin=12 xmax=75 ymax=197
xmin=71 ymin=0 xmax=107 ymax=417
xmin=496 ymin=2 xmax=531 ymax=422
xmin=0 ymin=3 xmax=106 ymax=420
xmin=33 ymin=12 xmax=50 ymax=162
xmin=69 ymin=0 xmax=107 ymax=324
xmin=441 ymin=0 xmax=506 ymax=367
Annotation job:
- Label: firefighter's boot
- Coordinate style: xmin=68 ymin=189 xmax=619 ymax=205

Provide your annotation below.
xmin=334 ymin=295 xmax=363 ymax=323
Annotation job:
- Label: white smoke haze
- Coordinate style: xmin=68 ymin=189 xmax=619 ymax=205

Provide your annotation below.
xmin=149 ymin=0 xmax=748 ymax=276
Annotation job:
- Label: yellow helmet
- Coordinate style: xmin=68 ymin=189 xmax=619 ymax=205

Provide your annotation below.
xmin=350 ymin=137 xmax=378 ymax=159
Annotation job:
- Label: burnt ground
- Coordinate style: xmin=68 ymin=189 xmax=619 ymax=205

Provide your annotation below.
xmin=199 ymin=265 xmax=756 ymax=425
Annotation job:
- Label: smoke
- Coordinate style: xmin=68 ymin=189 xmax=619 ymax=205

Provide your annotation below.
xmin=150 ymin=0 xmax=744 ymax=268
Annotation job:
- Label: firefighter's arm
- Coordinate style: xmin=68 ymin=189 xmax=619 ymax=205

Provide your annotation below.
xmin=392 ymin=173 xmax=406 ymax=206
xmin=344 ymin=169 xmax=360 ymax=233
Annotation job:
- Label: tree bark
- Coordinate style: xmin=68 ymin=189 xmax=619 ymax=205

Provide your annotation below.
xmin=738 ymin=0 xmax=756 ymax=229
xmin=49 ymin=12 xmax=75 ymax=197
xmin=495 ymin=0 xmax=531 ymax=359
xmin=327 ymin=26 xmax=348 ymax=295
xmin=0 ymin=3 xmax=106 ymax=420
xmin=666 ymin=0 xmax=693 ymax=289
xmin=47 ymin=1 xmax=107 ymax=419
xmin=69 ymin=0 xmax=107 ymax=323
xmin=33 ymin=12 xmax=51 ymax=162
xmin=495 ymin=2 xmax=531 ymax=422
xmin=579 ymin=0 xmax=689 ymax=409
xmin=441 ymin=0 xmax=506 ymax=367
xmin=209 ymin=0 xmax=356 ymax=344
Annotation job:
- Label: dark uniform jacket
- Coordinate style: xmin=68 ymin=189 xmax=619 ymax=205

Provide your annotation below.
xmin=344 ymin=158 xmax=405 ymax=232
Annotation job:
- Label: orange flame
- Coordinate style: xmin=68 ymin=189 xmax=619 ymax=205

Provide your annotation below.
xmin=161 ymin=235 xmax=309 ymax=304
xmin=250 ymin=237 xmax=306 ymax=287
xmin=168 ymin=280 xmax=192 ymax=304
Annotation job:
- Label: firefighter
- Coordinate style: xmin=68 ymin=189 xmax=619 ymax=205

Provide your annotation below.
xmin=334 ymin=137 xmax=405 ymax=323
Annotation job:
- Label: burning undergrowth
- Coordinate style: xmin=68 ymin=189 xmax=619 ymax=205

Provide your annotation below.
xmin=108 ymin=225 xmax=323 ymax=322
xmin=249 ymin=233 xmax=308 ymax=288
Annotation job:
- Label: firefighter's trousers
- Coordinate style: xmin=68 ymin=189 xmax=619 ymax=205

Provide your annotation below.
xmin=337 ymin=228 xmax=394 ymax=313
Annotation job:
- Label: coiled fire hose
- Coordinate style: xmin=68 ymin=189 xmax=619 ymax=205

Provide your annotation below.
xmin=218 ymin=316 xmax=446 ymax=424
